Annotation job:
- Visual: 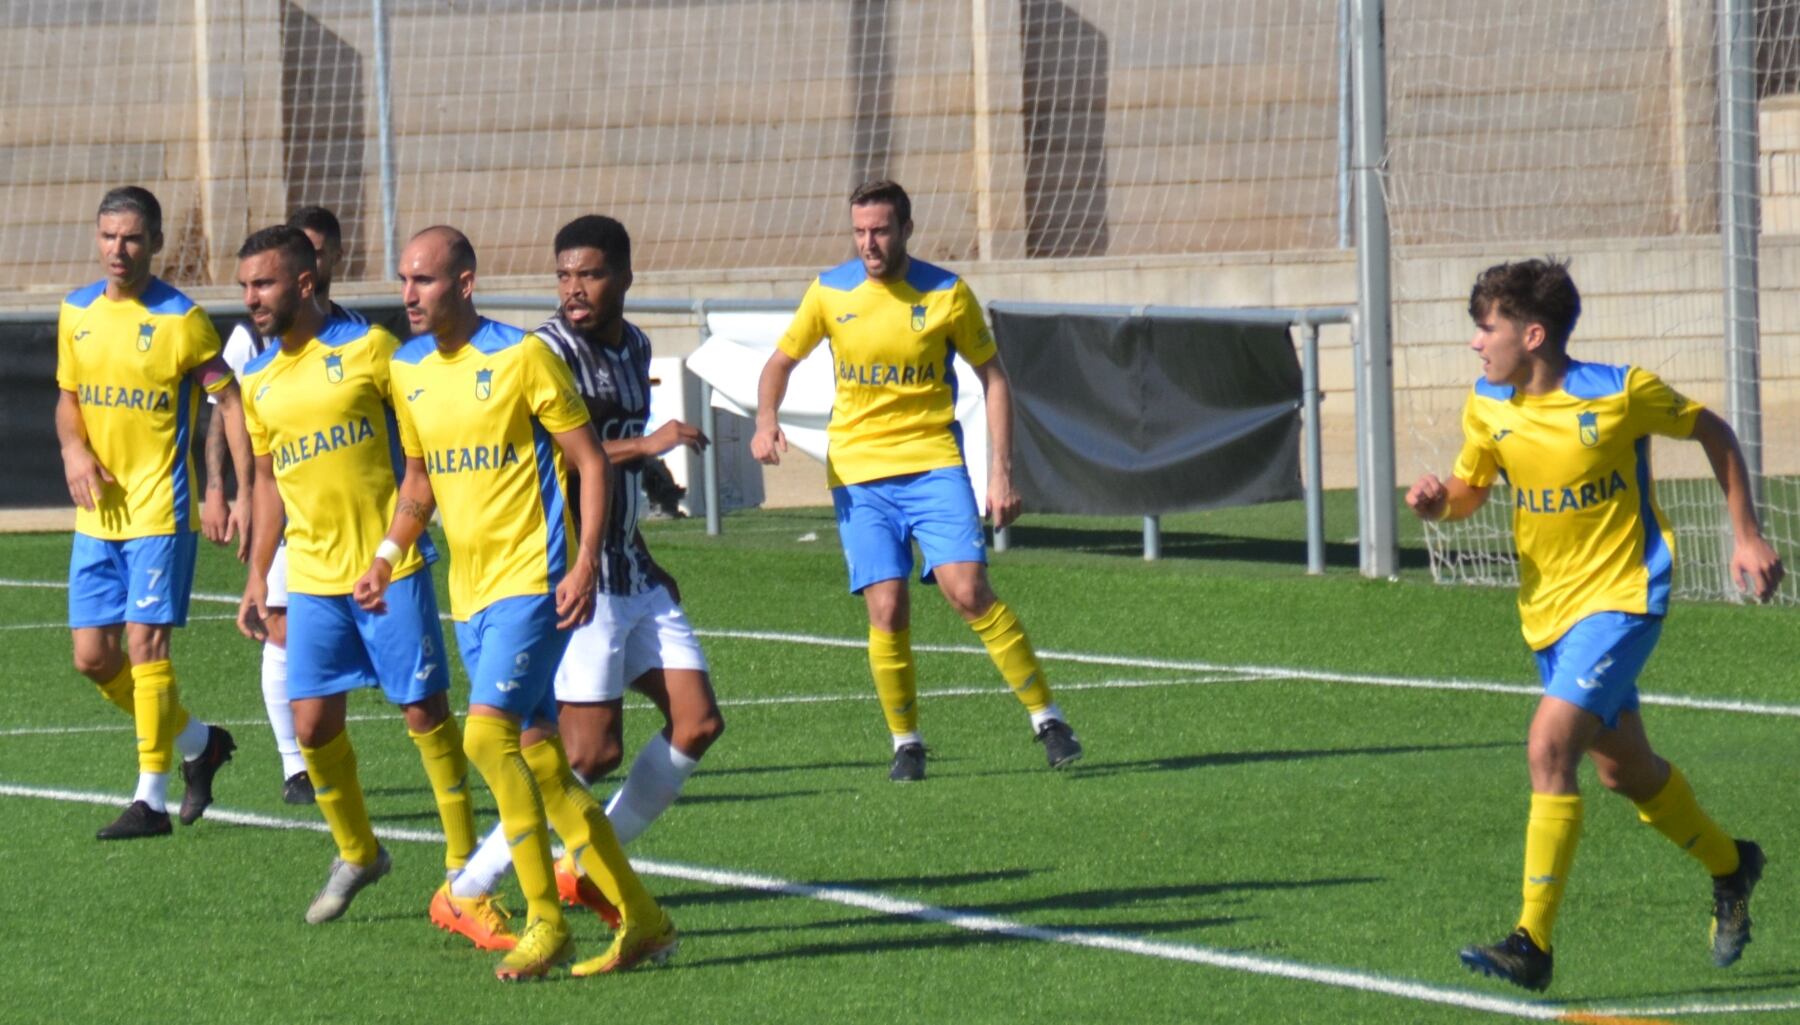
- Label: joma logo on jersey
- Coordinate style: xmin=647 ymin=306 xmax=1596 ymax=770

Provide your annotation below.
xmin=1578 ymin=411 xmax=1600 ymax=447
xmin=910 ymin=305 xmax=927 ymax=331
xmin=324 ymin=353 xmax=344 ymax=383
xmin=136 ymin=322 xmax=155 ymax=352
xmin=475 ymin=368 xmax=493 ymax=401
xmin=1514 ymin=470 xmax=1630 ymax=513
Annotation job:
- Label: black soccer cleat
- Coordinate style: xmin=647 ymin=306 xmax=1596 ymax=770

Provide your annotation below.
xmin=97 ymin=800 xmax=173 ymax=841
xmin=889 ymin=742 xmax=926 ymax=783
xmin=1711 ymin=839 xmax=1765 ymax=967
xmin=1459 ymin=928 xmax=1553 ymax=992
xmin=282 ymin=770 xmax=316 ymax=806
xmin=179 ymin=725 xmax=236 ymax=825
xmin=1034 ymin=719 xmax=1083 ymax=769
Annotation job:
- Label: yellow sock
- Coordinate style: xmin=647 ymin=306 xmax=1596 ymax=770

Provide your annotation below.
xmin=464 ymin=714 xmax=563 ymax=926
xmin=94 ymin=661 xmax=134 ymax=715
xmin=968 ymin=602 xmax=1052 ymax=714
xmin=1517 ymin=793 xmax=1582 ymax=951
xmin=130 ymin=660 xmax=186 ymax=774
xmin=410 ymin=716 xmax=477 ymax=871
xmin=1634 ymin=764 xmax=1740 ymax=877
xmin=302 ymin=729 xmax=378 ymax=866
xmin=523 ymin=736 xmax=662 ymax=928
xmin=867 ymin=627 xmax=919 ymax=738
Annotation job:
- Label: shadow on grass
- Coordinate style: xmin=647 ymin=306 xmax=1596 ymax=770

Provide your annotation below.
xmin=1000 ymin=523 xmax=1433 ymax=571
xmin=674 ymin=876 xmax=1377 ymax=969
xmin=964 ymin=739 xmax=1519 ymax=782
xmin=658 ymin=868 xmax=1039 ymax=910
xmin=1548 ymin=972 xmax=1800 ymax=1006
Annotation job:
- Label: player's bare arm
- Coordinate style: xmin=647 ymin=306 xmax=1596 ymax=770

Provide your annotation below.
xmin=551 ymin=422 xmax=611 ymax=629
xmin=211 ymin=378 xmax=255 ymax=561
xmin=751 ymin=349 xmax=799 ymax=464
xmin=203 ymin=407 xmax=230 ymax=543
xmin=970 ymin=354 xmax=1021 ymax=530
xmin=55 ymin=388 xmax=112 ymax=512
xmin=1405 ymin=473 xmax=1490 ymax=522
xmin=602 ymin=418 xmax=708 ymax=465
xmin=1690 ymin=409 xmax=1785 ymax=601
xmin=353 ymin=456 xmax=436 ymax=613
xmin=237 ymin=453 xmax=284 ymax=642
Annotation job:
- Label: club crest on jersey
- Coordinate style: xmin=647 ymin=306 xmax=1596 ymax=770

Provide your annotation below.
xmin=136 ymin=322 xmax=154 ymax=352
xmin=910 ymin=305 xmax=926 ymax=331
xmin=1577 ymin=411 xmax=1600 ymax=448
xmin=324 ymin=353 xmax=344 ymax=383
xmin=475 ymin=368 xmax=493 ymax=401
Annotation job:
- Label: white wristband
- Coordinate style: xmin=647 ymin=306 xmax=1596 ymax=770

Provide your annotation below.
xmin=375 ymin=539 xmax=405 ymax=566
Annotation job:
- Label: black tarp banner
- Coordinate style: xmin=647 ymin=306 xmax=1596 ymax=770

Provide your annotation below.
xmin=988 ymin=308 xmax=1304 ymax=516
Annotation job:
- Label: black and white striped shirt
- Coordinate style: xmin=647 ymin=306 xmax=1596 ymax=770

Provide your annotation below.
xmin=534 ymin=312 xmax=655 ymax=596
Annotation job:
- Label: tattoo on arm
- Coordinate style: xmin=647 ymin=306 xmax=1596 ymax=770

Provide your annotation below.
xmin=397 ymin=496 xmax=432 ymax=526
xmin=205 ymin=410 xmax=227 ymax=493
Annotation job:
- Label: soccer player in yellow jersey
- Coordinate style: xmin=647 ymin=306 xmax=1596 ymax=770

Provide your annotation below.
xmin=354 ymin=226 xmax=675 ymax=980
xmin=1407 ymin=259 xmax=1785 ymax=991
xmin=56 ymin=186 xmax=244 ymax=840
xmin=229 ymin=225 xmax=483 ymax=928
xmin=751 ymin=180 xmax=1081 ymax=781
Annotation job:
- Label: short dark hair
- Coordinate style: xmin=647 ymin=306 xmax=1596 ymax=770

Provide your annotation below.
xmin=553 ymin=214 xmax=631 ymax=271
xmin=1468 ymin=258 xmax=1582 ymax=351
xmin=850 ymin=179 xmax=911 ymax=225
xmin=412 ymin=225 xmax=477 ymax=275
xmin=237 ymin=224 xmax=319 ymax=275
xmin=287 ymin=206 xmax=344 ymax=251
xmin=97 ymin=186 xmax=162 ymax=238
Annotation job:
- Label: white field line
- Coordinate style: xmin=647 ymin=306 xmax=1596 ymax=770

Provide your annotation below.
xmin=0 ymin=676 xmax=1253 ymax=739
xmin=0 ymin=613 xmax=236 ymax=631
xmin=0 ymin=780 xmax=1561 ymax=1022
xmin=5 ymin=577 xmax=1799 ymax=721
xmin=1582 ymin=1000 xmax=1800 ymax=1018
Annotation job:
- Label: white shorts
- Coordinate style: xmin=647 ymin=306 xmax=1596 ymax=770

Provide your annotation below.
xmin=554 ymin=584 xmax=709 ymax=703
xmin=266 ymin=543 xmax=289 ymax=609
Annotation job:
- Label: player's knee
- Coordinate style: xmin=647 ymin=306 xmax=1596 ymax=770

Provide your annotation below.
xmin=71 ymin=648 xmax=115 ymax=681
xmin=1526 ymin=734 xmax=1582 ymax=786
xmin=568 ymin=739 xmax=623 ymax=782
xmin=673 ymin=710 xmax=724 ymax=759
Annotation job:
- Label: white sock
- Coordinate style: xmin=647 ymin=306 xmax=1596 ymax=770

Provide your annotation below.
xmin=261 ymin=643 xmax=306 ymax=778
xmin=175 ymin=716 xmax=210 ymax=761
xmin=891 ymin=732 xmax=923 ymax=751
xmin=134 ymin=772 xmax=169 ymax=812
xmin=604 ymin=733 xmax=699 ymax=846
xmin=452 ymin=822 xmax=515 ymax=899
xmin=1028 ymin=704 xmax=1065 ymax=731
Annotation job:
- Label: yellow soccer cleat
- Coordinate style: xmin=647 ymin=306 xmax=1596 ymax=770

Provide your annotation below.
xmin=494 ymin=916 xmax=573 ymax=982
xmin=570 ymin=914 xmax=679 ymax=977
xmin=429 ymin=882 xmax=518 ymax=952
xmin=555 ymin=852 xmax=622 ymax=929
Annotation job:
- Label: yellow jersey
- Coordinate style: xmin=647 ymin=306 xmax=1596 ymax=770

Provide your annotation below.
xmin=390 ymin=319 xmax=591 ymax=619
xmin=56 ymin=278 xmax=229 ymax=539
xmin=1452 ymin=361 xmax=1702 ymax=649
xmin=777 ymin=258 xmax=997 ymax=487
xmin=239 ymin=316 xmax=432 ymax=595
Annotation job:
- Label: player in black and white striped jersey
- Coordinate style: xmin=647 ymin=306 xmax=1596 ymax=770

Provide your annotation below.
xmin=202 ymin=206 xmax=365 ymax=806
xmin=448 ymin=215 xmax=725 ymax=925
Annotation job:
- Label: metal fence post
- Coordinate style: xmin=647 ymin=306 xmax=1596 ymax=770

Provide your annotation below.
xmin=371 ymin=0 xmax=398 ymax=280
xmin=1351 ymin=0 xmax=1398 ymax=579
xmin=1143 ymin=515 xmax=1160 ymax=561
xmin=696 ymin=300 xmax=721 ymax=536
xmin=1302 ymin=320 xmax=1326 ymax=574
xmin=1719 ymin=0 xmax=1763 ymax=510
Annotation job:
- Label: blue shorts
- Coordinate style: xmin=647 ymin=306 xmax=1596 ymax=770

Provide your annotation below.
xmin=68 ymin=531 xmax=198 ymax=628
xmin=455 ymin=593 xmax=568 ymax=728
xmin=1535 ymin=611 xmax=1663 ymax=729
xmin=832 ymin=466 xmax=987 ymax=593
xmin=285 ymin=571 xmax=451 ymax=704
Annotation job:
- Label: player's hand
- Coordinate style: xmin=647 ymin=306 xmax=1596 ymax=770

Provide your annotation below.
xmin=202 ymin=489 xmax=229 ymax=543
xmin=1730 ymin=535 xmax=1785 ymax=603
xmin=988 ymin=475 xmax=1022 ymax=531
xmin=750 ymin=423 xmax=787 ymax=465
xmin=237 ymin=578 xmax=270 ymax=642
xmin=647 ymin=419 xmax=709 ymax=457
xmin=1406 ymin=474 xmax=1449 ymax=521
xmin=228 ymin=498 xmax=252 ymax=563
xmin=555 ymin=557 xmax=597 ymax=629
xmin=354 ymin=559 xmax=394 ymax=614
xmin=62 ymin=442 xmax=114 ymax=512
